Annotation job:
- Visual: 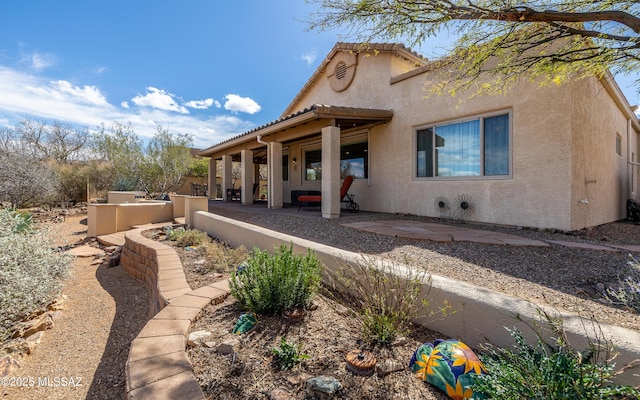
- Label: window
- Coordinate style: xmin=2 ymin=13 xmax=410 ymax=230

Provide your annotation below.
xmin=416 ymin=113 xmax=510 ymax=178
xmin=305 ymin=149 xmax=322 ymax=180
xmin=282 ymin=154 xmax=289 ymax=181
xmin=340 ymin=141 xmax=368 ymax=179
xmin=304 ymin=139 xmax=369 ymax=180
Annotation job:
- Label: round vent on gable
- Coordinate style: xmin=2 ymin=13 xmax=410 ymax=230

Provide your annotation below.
xmin=328 ymin=53 xmax=357 ymax=92
xmin=335 ymin=61 xmax=348 ymax=80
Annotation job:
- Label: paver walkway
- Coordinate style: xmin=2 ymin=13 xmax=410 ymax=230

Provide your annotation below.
xmin=342 ymin=220 xmax=549 ymax=246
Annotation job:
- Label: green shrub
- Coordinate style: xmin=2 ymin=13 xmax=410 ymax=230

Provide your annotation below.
xmin=0 ymin=208 xmax=72 ymax=342
xmin=229 ymin=244 xmax=322 ymax=315
xmin=472 ymin=312 xmax=639 ymax=399
xmin=603 ymin=256 xmax=640 ymax=314
xmin=324 ymin=257 xmax=436 ymax=346
xmin=271 ymin=337 xmax=309 ymax=370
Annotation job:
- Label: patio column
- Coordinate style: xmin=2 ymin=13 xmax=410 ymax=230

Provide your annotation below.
xmin=221 ymin=155 xmax=232 ymax=201
xmin=268 ymin=142 xmax=283 ymax=209
xmin=208 ymin=158 xmax=217 ymax=199
xmin=321 ymin=126 xmax=340 ymax=219
xmin=241 ymin=149 xmax=254 ymax=205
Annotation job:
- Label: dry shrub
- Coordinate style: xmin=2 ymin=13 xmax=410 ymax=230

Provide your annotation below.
xmin=204 ymin=241 xmax=248 ymax=273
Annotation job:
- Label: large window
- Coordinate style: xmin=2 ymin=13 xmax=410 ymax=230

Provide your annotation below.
xmin=304 ymin=139 xmax=369 ymax=181
xmin=416 ymin=113 xmax=510 ymax=178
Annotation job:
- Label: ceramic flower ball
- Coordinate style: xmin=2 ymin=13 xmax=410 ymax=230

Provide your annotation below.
xmin=409 ymin=339 xmax=487 ymax=400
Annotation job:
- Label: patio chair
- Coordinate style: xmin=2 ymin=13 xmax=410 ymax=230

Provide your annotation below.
xmin=296 ymin=175 xmax=359 ymax=212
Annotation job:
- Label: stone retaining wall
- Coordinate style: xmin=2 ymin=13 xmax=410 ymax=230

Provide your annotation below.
xmin=119 ymin=227 xmax=230 ymax=400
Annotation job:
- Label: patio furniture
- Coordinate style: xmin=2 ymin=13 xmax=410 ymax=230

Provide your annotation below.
xmin=296 ymin=175 xmax=359 ymax=212
xmin=190 ymin=182 xmax=208 ymax=197
xmin=226 ymin=183 xmax=259 ymax=202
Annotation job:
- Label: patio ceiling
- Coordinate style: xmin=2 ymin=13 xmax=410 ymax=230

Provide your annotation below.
xmin=199 ymin=104 xmax=393 ymax=159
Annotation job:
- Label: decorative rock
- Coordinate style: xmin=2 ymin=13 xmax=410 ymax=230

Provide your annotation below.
xmin=216 ymin=338 xmax=240 ymax=355
xmin=47 ymin=310 xmax=62 ymax=321
xmin=108 ymin=252 xmax=121 ymax=267
xmin=268 ymin=387 xmax=293 ymax=400
xmin=376 ymin=359 xmax=405 ymax=377
xmin=25 ymin=331 xmax=44 ymax=353
xmin=203 ymin=341 xmax=217 ymax=349
xmin=0 ymin=356 xmax=21 ymax=377
xmin=187 ymin=330 xmax=212 ymax=347
xmin=282 ymin=308 xmax=305 ymax=324
xmin=47 ymin=296 xmax=66 ymax=311
xmin=66 ymin=245 xmax=105 ymax=257
xmin=286 ymin=371 xmax=313 ymax=386
xmin=20 ymin=314 xmax=53 ymax=338
xmin=306 ymin=376 xmax=342 ymax=399
xmin=193 ymin=259 xmax=206 ymax=265
xmin=345 ymin=350 xmax=376 ymax=376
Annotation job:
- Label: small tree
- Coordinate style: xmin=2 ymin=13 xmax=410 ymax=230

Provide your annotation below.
xmin=93 ymin=123 xmax=195 ymax=196
xmin=308 ymin=1 xmax=640 ymax=95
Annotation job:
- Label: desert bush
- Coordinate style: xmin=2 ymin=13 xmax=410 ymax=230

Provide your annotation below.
xmin=204 ymin=241 xmax=248 ymax=273
xmin=0 ymin=208 xmax=72 ymax=342
xmin=472 ymin=311 xmax=639 ymax=399
xmin=165 ymin=227 xmax=209 ymax=247
xmin=324 ymin=257 xmax=437 ymax=346
xmin=175 ymin=229 xmax=210 ymax=247
xmin=271 ymin=337 xmax=310 ymax=370
xmin=230 ymin=244 xmax=322 ymax=315
xmin=603 ymin=256 xmax=640 ymax=314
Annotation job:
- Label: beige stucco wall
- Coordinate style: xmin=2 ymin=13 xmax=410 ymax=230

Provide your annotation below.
xmin=107 ymin=191 xmax=147 ymax=204
xmin=282 ymin=49 xmax=637 ymax=230
xmin=569 ymin=77 xmax=635 ymax=229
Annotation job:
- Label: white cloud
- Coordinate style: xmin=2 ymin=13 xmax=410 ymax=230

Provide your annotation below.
xmin=185 ymin=98 xmax=214 ymax=109
xmin=50 ymin=80 xmax=109 ymax=106
xmin=301 ymin=50 xmax=317 ymax=66
xmin=94 ymin=66 xmax=108 ymax=75
xmin=23 ymin=51 xmax=56 ymax=71
xmin=223 ymin=94 xmax=261 ymax=114
xmin=131 ymin=87 xmax=189 ymax=114
xmin=0 ymin=66 xmax=256 ymax=148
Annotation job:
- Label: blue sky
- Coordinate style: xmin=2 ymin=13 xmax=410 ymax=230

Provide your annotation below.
xmin=1 ymin=1 xmax=638 ymax=149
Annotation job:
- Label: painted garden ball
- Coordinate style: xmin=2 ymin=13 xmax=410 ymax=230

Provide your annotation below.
xmin=410 ymin=339 xmax=487 ymax=400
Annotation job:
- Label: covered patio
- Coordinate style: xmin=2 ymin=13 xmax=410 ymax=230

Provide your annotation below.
xmin=199 ymin=104 xmax=392 ymax=219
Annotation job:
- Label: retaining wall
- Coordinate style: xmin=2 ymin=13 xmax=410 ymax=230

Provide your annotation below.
xmin=192 ymin=210 xmax=640 ymax=385
xmin=120 ymin=227 xmax=230 ymax=400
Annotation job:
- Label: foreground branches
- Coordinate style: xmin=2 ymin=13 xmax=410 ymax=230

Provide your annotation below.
xmin=309 ymin=1 xmax=640 ymax=94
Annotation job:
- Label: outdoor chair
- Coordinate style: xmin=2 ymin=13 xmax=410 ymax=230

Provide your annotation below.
xmin=296 ymin=175 xmax=359 ymax=212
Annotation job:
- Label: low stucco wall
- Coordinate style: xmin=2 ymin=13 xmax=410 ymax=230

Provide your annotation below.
xmin=192 ymin=210 xmax=640 ymax=385
xmin=88 ymin=202 xmax=173 ymax=236
xmin=116 ymin=203 xmax=173 ymax=232
xmin=107 ymin=191 xmax=147 ymax=204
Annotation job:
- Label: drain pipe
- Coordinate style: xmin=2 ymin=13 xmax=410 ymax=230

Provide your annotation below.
xmin=256 ymin=135 xmax=272 ymax=208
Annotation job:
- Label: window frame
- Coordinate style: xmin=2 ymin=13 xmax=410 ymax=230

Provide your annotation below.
xmin=301 ymin=131 xmax=370 ymax=182
xmin=414 ymin=110 xmax=513 ymax=180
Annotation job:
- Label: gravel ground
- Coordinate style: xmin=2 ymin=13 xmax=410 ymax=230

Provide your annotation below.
xmin=1 ymin=212 xmax=148 ymax=400
xmin=208 ymin=203 xmax=640 ymax=332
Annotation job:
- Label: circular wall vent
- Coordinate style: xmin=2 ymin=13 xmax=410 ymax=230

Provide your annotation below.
xmin=335 ymin=61 xmax=347 ymax=80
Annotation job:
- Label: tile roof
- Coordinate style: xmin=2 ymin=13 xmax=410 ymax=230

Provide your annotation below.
xmin=198 ymin=104 xmax=392 ymax=157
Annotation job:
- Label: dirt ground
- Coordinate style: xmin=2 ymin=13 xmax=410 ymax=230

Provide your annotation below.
xmin=1 ymin=212 xmax=148 ymax=400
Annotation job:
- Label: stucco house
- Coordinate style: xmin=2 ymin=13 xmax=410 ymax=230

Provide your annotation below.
xmin=199 ymin=42 xmax=640 ymax=231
